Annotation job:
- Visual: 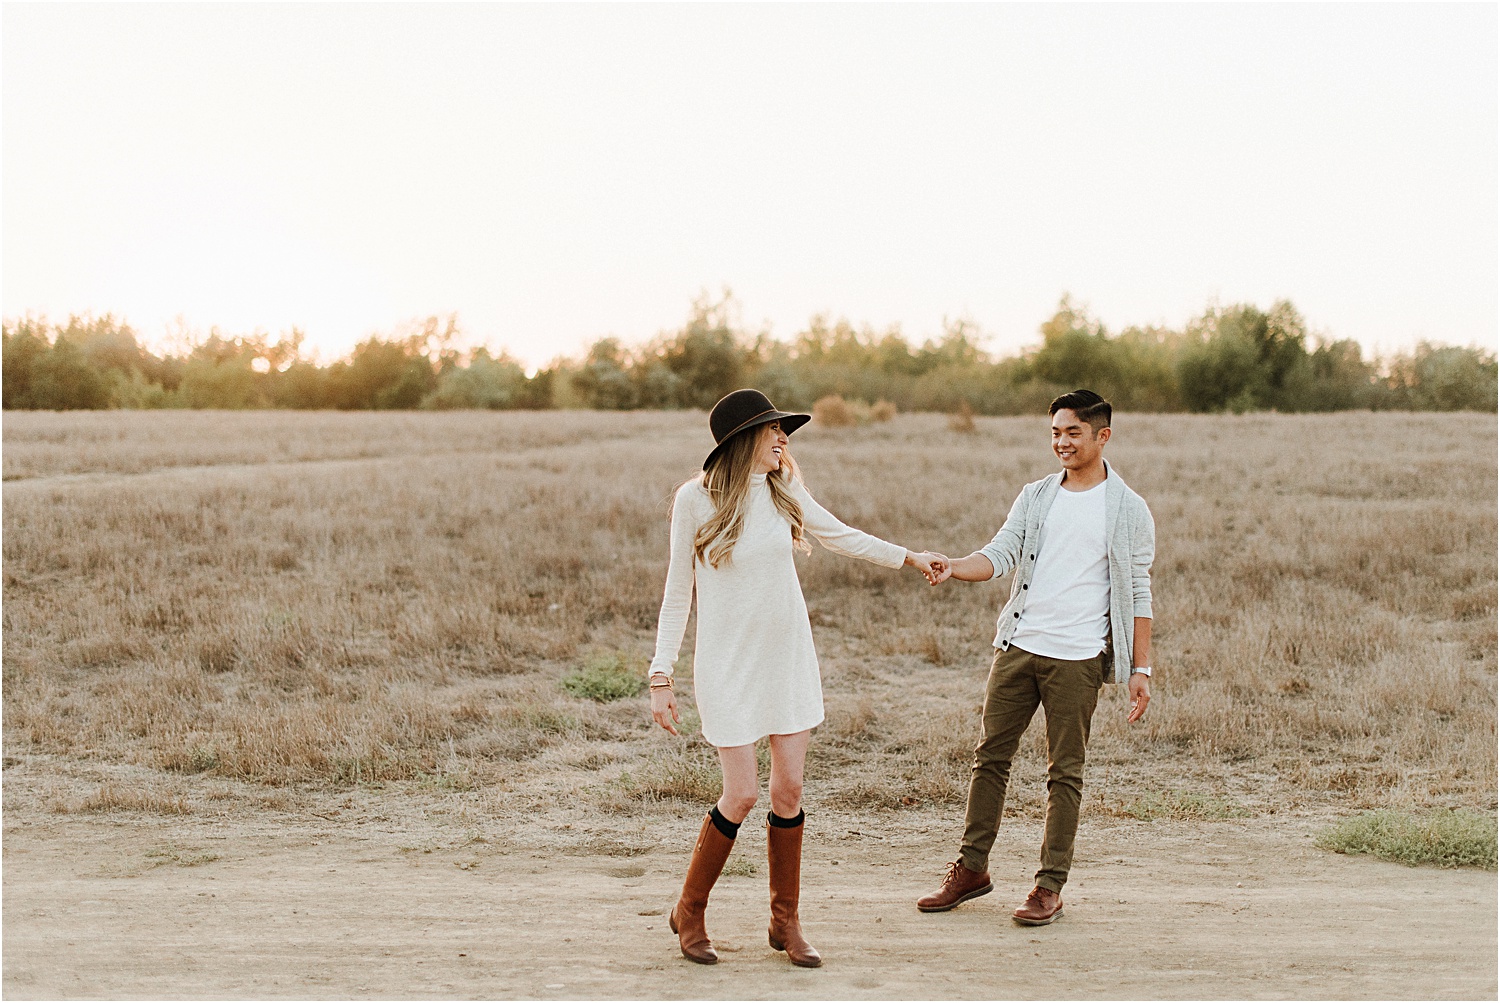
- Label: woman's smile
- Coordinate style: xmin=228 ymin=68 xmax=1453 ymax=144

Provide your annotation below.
xmin=756 ymin=422 xmax=789 ymax=474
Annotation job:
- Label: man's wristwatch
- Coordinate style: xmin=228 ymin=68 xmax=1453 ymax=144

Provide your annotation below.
xmin=1131 ymin=666 xmax=1152 ymax=677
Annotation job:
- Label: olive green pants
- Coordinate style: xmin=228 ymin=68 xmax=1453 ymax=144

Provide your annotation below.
xmin=959 ymin=644 xmax=1104 ymax=894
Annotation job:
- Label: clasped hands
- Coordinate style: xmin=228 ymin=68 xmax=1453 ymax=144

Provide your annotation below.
xmin=904 ymin=550 xmax=953 ymax=586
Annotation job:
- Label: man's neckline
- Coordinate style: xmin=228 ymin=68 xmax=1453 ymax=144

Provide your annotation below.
xmin=1059 ymin=464 xmax=1109 ymax=493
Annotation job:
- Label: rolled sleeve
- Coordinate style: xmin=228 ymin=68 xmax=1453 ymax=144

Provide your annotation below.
xmin=1130 ymin=502 xmax=1155 ymax=619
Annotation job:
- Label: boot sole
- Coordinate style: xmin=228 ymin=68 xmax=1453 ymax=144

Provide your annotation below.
xmin=916 ymin=881 xmax=994 ymax=913
xmin=769 ymin=934 xmax=823 ymax=967
xmin=1012 ymin=906 xmax=1063 ymax=926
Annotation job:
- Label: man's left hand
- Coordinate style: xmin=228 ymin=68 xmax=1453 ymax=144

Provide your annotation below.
xmin=1127 ymin=671 xmax=1151 ymax=723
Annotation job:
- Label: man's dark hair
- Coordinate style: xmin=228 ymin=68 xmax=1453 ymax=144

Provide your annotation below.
xmin=1049 ymin=389 xmax=1111 ymax=433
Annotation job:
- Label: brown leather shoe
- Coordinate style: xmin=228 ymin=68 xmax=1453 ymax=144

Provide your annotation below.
xmin=916 ymin=860 xmax=994 ymax=912
xmin=766 ymin=815 xmax=822 ymax=968
xmin=1012 ymin=885 xmax=1063 ymax=926
xmin=668 ymin=814 xmax=735 ymax=964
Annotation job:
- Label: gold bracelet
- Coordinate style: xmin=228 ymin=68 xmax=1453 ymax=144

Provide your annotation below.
xmin=649 ymin=677 xmax=674 ymax=690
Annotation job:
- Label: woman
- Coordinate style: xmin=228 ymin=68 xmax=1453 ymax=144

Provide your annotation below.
xmin=648 ymin=388 xmax=946 ymax=967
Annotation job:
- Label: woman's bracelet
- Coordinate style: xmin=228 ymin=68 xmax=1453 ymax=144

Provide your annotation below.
xmin=649 ymin=675 xmax=673 ymax=690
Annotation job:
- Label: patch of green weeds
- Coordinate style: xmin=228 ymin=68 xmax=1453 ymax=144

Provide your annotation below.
xmin=562 ymin=651 xmax=647 ymax=702
xmin=1315 ymin=809 xmax=1497 ymax=870
xmin=181 ymin=744 xmax=219 ymax=774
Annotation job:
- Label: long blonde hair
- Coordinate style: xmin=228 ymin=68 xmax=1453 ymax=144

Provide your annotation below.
xmin=685 ymin=424 xmax=810 ymax=569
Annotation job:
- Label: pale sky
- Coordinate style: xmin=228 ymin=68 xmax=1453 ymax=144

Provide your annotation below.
xmin=3 ymin=3 xmax=1496 ymax=369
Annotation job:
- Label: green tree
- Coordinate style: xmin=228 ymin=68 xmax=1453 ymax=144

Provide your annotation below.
xmin=1029 ymin=297 xmax=1123 ymax=392
xmin=2 ymin=319 xmax=50 ymax=408
xmin=28 ymin=335 xmax=111 ymax=409
xmin=1386 ymin=343 xmax=1498 ymax=412
xmin=337 ymin=332 xmax=439 ymax=409
xmin=514 ymin=368 xmax=556 ymax=409
xmin=1300 ymin=338 xmax=1380 ymax=411
xmin=178 ymin=333 xmax=264 ymax=408
xmin=571 ymin=338 xmax=638 ymax=409
xmin=657 ymin=292 xmax=748 ymax=409
xmin=1176 ymin=302 xmax=1313 ymax=412
xmin=1177 ymin=322 xmax=1262 ymax=412
xmin=425 ymin=348 xmax=528 ymax=409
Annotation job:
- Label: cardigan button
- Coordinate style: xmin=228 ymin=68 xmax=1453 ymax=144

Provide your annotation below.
xmin=1013 ymin=612 xmax=1020 ymax=618
xmin=1022 ymin=584 xmax=1028 ymax=590
xmin=1029 ymin=554 xmax=1036 ymax=560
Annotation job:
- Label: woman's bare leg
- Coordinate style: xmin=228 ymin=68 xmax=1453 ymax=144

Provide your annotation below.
xmin=768 ymin=730 xmax=810 ymax=818
xmin=716 ymin=743 xmax=760 ymax=823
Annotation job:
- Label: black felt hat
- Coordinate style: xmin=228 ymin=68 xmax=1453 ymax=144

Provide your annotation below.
xmin=703 ymin=389 xmax=811 ymax=470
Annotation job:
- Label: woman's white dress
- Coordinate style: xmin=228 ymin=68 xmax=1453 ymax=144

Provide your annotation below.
xmin=648 ymin=471 xmax=906 ymax=747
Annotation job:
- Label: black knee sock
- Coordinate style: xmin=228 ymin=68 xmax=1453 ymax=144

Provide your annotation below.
xmin=768 ymin=809 xmax=805 ymax=828
xmin=708 ymin=805 xmax=741 ymax=840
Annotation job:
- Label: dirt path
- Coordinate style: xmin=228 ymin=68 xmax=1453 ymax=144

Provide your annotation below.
xmin=3 ymin=805 xmax=1494 ymax=1000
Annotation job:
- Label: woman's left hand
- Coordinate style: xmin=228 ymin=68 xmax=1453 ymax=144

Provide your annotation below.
xmin=651 ymin=683 xmax=681 ymax=735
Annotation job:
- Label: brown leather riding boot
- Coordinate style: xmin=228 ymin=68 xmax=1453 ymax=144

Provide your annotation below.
xmin=668 ymin=814 xmax=735 ymax=964
xmin=766 ymin=813 xmax=822 ymax=968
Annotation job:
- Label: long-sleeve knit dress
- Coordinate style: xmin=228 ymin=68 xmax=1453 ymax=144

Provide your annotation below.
xmin=648 ymin=471 xmax=907 ymax=748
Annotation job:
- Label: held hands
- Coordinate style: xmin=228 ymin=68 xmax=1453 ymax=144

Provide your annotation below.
xmin=649 ymin=675 xmax=680 ymax=735
xmin=904 ymin=550 xmax=952 ymax=586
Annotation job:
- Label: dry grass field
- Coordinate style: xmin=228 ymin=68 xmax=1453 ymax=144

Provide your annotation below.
xmin=4 ymin=409 xmax=1495 ymax=812
xmin=3 ymin=408 xmax=1496 ymax=999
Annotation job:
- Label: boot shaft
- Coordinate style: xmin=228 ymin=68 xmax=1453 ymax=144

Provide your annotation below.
xmin=679 ymin=813 xmax=736 ymax=908
xmin=765 ymin=814 xmax=805 ymax=918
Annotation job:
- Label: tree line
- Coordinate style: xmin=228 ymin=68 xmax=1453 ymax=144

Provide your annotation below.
xmin=3 ymin=294 xmax=1495 ymax=413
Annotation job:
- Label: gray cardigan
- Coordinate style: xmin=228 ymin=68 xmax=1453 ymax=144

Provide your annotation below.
xmin=978 ymin=460 xmax=1155 ymax=683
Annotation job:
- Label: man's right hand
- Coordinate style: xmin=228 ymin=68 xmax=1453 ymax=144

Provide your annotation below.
xmin=1127 ymin=672 xmax=1151 ymax=723
xmin=944 ymin=552 xmax=997 ymax=582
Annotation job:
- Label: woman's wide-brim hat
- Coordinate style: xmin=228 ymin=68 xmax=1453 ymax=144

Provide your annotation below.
xmin=703 ymin=389 xmax=811 ymax=470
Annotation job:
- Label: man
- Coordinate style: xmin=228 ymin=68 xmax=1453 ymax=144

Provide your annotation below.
xmin=919 ymin=389 xmax=1154 ymax=926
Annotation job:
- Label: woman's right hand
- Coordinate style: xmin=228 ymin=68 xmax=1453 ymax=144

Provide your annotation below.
xmin=650 ymin=681 xmax=681 ymax=735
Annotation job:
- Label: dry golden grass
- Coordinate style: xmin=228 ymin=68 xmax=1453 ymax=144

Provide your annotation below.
xmin=0 ymin=409 xmax=673 ymax=480
xmin=3 ymin=409 xmax=1495 ymax=820
xmin=811 ymin=395 xmax=897 ymax=428
xmin=812 ymin=395 xmax=859 ymax=428
xmin=948 ymin=400 xmax=977 ymax=433
xmin=68 ymin=782 xmax=193 ymax=816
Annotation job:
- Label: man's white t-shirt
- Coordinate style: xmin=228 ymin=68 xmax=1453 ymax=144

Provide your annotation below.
xmin=1009 ymin=478 xmax=1110 ymax=661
